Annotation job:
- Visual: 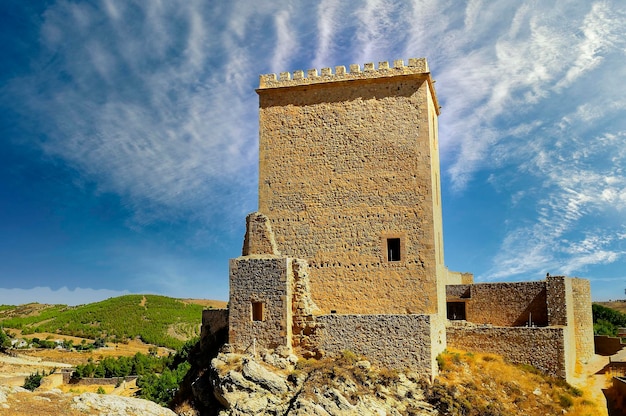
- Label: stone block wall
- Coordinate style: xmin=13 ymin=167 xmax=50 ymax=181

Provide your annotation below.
xmin=546 ymin=276 xmax=569 ymax=326
xmin=447 ymin=324 xmax=570 ymax=381
xmin=202 ymin=309 xmax=229 ymax=335
xmin=313 ymin=314 xmax=440 ymax=378
xmin=229 ymin=257 xmax=293 ymax=352
xmin=595 ymin=335 xmax=626 ymax=356
xmin=571 ymin=278 xmax=594 ymax=362
xmin=445 ymin=269 xmax=474 ymax=285
xmin=447 ymin=282 xmax=548 ymax=327
xmin=257 ymin=59 xmax=444 ymax=316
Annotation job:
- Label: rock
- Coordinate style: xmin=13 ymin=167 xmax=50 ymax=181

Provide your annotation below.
xmin=208 ymin=351 xmax=438 ymax=416
xmin=72 ymin=393 xmax=177 ymax=415
xmin=241 ymin=358 xmax=289 ymax=394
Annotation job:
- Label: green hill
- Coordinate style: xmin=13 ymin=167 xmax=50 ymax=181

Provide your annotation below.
xmin=0 ymin=295 xmax=224 ymax=349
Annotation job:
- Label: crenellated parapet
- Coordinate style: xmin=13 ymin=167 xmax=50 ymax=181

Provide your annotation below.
xmin=259 ymin=58 xmax=430 ymax=89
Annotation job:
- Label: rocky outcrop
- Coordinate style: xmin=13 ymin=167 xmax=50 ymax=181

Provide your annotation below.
xmin=209 ymin=348 xmax=438 ymax=416
xmin=72 ymin=392 xmax=177 ymax=415
xmin=0 ymin=385 xmax=176 ymax=416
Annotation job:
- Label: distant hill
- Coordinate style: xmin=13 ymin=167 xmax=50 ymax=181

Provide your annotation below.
xmin=595 ymin=300 xmax=626 ymax=315
xmin=0 ymin=295 xmax=227 ymax=350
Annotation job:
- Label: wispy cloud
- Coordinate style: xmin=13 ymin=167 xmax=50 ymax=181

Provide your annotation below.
xmin=271 ymin=9 xmax=298 ymax=73
xmin=4 ymin=0 xmax=626 ymax=291
xmin=7 ymin=1 xmax=262 ymax=231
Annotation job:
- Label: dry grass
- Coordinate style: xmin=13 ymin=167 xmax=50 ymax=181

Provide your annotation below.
xmin=434 ymin=349 xmax=601 ymax=416
xmin=180 ymin=299 xmax=227 ymax=309
xmin=18 ymin=337 xmax=172 ymax=364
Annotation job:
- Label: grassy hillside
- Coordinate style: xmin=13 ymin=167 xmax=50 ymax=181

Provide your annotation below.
xmin=0 ymin=295 xmax=225 ymax=349
xmin=592 ymin=302 xmax=626 ymax=337
xmin=596 ymin=301 xmax=626 ymax=315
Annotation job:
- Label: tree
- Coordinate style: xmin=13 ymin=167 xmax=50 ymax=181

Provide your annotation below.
xmin=0 ymin=328 xmax=11 ymax=351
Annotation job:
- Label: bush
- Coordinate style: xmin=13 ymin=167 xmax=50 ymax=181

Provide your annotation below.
xmin=559 ymin=393 xmax=573 ymax=408
xmin=23 ymin=371 xmax=45 ymax=391
xmin=436 ymin=353 xmax=446 ymax=371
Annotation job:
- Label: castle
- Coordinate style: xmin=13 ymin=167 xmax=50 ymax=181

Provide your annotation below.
xmin=203 ymin=58 xmax=594 ymax=382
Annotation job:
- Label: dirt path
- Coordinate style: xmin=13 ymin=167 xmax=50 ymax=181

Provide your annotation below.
xmin=570 ymin=354 xmax=610 ymax=416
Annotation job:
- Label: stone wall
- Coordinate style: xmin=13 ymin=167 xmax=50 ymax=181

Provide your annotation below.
xmin=201 ymin=308 xmax=229 ymax=353
xmin=313 ymin=314 xmax=439 ymax=378
xmin=445 ymin=269 xmax=473 ymax=285
xmin=69 ymin=376 xmax=138 ymax=386
xmin=546 ymin=275 xmax=569 ymax=326
xmin=229 ymin=257 xmax=293 ymax=352
xmin=595 ymin=335 xmax=625 ymax=356
xmin=571 ymin=278 xmax=595 ymax=362
xmin=447 ymin=324 xmax=570 ymax=380
xmin=257 ymin=59 xmax=444 ymax=316
xmin=202 ymin=309 xmax=229 ymax=336
xmin=447 ymin=282 xmax=548 ymax=327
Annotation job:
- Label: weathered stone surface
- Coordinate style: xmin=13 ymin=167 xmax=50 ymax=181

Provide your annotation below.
xmin=313 ymin=313 xmax=438 ymax=376
xmin=242 ymin=212 xmax=279 ymax=256
xmin=257 ymin=59 xmax=444 ymax=316
xmin=447 ymin=323 xmax=568 ymax=379
xmin=71 ymin=393 xmax=177 ymax=415
xmin=241 ymin=358 xmax=289 ymax=394
xmin=209 ymin=352 xmax=437 ymax=416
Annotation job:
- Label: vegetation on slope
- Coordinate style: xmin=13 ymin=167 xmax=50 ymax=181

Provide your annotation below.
xmin=433 ymin=349 xmax=596 ymax=416
xmin=71 ymin=338 xmax=195 ymax=406
xmin=0 ymin=295 xmax=208 ymax=349
xmin=592 ymin=303 xmax=626 ymax=337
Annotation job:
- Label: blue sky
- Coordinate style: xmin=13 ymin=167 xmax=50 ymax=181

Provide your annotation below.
xmin=1 ymin=0 xmax=625 ymax=305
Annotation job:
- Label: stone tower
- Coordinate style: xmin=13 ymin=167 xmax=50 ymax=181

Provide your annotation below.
xmin=256 ymin=58 xmax=445 ymax=317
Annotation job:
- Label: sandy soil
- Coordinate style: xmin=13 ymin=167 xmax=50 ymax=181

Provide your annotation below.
xmin=569 ymin=354 xmax=611 ymax=416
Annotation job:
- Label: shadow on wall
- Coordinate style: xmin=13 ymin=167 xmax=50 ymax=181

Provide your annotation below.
xmin=513 ymin=291 xmax=549 ymax=327
xmin=595 ymin=335 xmax=626 ymax=356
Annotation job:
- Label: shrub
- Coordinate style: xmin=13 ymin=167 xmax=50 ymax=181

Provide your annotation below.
xmin=559 ymin=393 xmax=573 ymax=408
xmin=436 ymin=353 xmax=446 ymax=371
xmin=23 ymin=371 xmax=45 ymax=391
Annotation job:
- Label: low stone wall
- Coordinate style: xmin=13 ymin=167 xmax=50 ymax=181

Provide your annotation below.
xmin=202 ymin=309 xmax=229 ymax=336
xmin=447 ymin=282 xmax=548 ymax=327
xmin=313 ymin=314 xmax=437 ymax=378
xmin=70 ymin=376 xmax=138 ymax=386
xmin=447 ymin=324 xmax=569 ymax=380
xmin=595 ymin=335 xmax=625 ymax=356
xmin=612 ymin=377 xmax=626 ymax=410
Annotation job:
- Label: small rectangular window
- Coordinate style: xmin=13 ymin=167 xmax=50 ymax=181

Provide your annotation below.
xmin=252 ymin=302 xmax=264 ymax=321
xmin=447 ymin=302 xmax=466 ymax=320
xmin=387 ymin=238 xmax=401 ymax=261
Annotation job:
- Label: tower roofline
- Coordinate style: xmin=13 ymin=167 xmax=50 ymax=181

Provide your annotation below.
xmin=257 ymin=58 xmax=440 ymax=115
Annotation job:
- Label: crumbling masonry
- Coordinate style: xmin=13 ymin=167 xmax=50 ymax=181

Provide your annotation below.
xmin=203 ymin=58 xmax=594 ymax=382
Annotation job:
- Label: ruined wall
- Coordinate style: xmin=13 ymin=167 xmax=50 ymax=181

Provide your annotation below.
xmin=228 ymin=257 xmax=293 ymax=352
xmin=257 ymin=59 xmax=443 ymax=315
xmin=202 ymin=309 xmax=229 ymax=335
xmin=447 ymin=324 xmax=570 ymax=380
xmin=445 ymin=270 xmax=474 ymax=285
xmin=571 ymin=278 xmax=595 ymax=362
xmin=447 ymin=282 xmax=548 ymax=327
xmin=314 ymin=314 xmax=439 ymax=378
xmin=595 ymin=335 xmax=625 ymax=356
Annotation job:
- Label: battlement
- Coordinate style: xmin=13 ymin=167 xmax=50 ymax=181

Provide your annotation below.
xmin=259 ymin=58 xmax=431 ymax=89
